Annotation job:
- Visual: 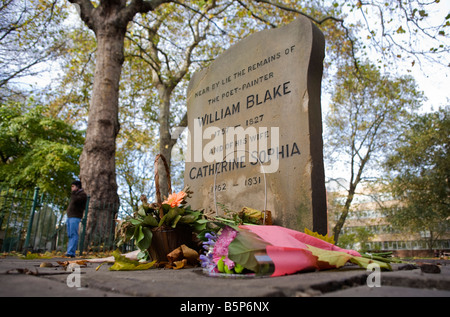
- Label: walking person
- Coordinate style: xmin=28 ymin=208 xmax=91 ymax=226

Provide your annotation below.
xmin=65 ymin=180 xmax=87 ymax=257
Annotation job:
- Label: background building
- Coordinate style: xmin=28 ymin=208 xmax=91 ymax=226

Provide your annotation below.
xmin=327 ymin=180 xmax=450 ymax=258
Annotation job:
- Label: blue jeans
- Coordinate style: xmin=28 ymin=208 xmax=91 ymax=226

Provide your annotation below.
xmin=66 ymin=217 xmax=81 ymax=256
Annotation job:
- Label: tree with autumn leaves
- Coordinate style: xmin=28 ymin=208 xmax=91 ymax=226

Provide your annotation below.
xmin=325 ymin=62 xmax=424 ymax=242
xmin=381 ymin=107 xmax=450 ymax=251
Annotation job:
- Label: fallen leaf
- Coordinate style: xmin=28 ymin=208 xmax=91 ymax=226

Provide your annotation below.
xmin=95 ymin=262 xmax=107 ymax=271
xmin=167 ymin=247 xmax=183 ymax=262
xmin=180 ymin=244 xmax=199 ymax=264
xmin=109 ymin=260 xmax=155 ymax=271
xmin=109 ymin=250 xmax=156 ymax=271
xmin=419 ymin=263 xmax=441 ymax=274
xmin=56 ymin=260 xmax=88 ymax=268
xmin=86 ymin=250 xmax=140 ymax=263
xmin=304 ymin=228 xmax=335 ymax=245
xmin=173 ymin=259 xmax=187 ymax=270
xmin=157 ymin=261 xmax=170 ymax=268
xmin=164 ymin=262 xmax=174 ymax=269
xmin=307 ymin=245 xmax=391 ymax=271
xmin=6 ymin=268 xmax=37 ymax=275
xmin=22 ymin=252 xmax=52 ymax=260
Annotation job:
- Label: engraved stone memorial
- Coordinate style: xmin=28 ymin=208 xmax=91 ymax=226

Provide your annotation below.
xmin=184 ymin=16 xmax=327 ymax=234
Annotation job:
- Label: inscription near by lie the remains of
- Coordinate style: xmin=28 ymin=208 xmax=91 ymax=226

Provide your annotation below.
xmin=184 ymin=16 xmax=328 ymax=233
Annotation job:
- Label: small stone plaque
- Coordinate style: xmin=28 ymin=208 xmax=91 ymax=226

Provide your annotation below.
xmin=184 ymin=17 xmax=327 ymax=233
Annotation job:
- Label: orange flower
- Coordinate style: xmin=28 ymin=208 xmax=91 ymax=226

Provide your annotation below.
xmin=163 ymin=191 xmax=187 ymax=208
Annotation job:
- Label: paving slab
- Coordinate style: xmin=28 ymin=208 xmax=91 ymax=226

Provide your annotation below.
xmin=321 ymin=285 xmax=450 ymax=297
xmin=1 ymin=256 xmax=449 ymax=299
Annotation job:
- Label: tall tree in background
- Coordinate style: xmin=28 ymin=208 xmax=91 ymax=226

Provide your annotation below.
xmin=325 ymin=62 xmax=423 ymax=243
xmin=381 ymin=107 xmax=450 ymax=251
xmin=67 ymin=0 xmax=170 ymax=237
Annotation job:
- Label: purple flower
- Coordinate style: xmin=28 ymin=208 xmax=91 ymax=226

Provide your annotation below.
xmin=200 ymin=250 xmax=217 ymax=273
xmin=205 ymin=232 xmax=217 ymax=240
xmin=200 ymin=231 xmax=218 ymax=272
xmin=199 ymin=254 xmax=210 ymax=267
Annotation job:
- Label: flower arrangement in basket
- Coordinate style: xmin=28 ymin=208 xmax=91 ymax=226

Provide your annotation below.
xmin=116 ymin=154 xmax=208 ymax=261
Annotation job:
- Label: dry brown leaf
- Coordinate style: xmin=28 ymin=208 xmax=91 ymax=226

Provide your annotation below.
xmin=6 ymin=268 xmax=37 ymax=275
xmin=180 ymin=244 xmax=199 ymax=264
xmin=173 ymin=259 xmax=187 ymax=270
xmin=167 ymin=247 xmax=183 ymax=262
xmin=164 ymin=244 xmax=200 ymax=269
xmin=57 ymin=260 xmax=88 ymax=268
xmin=157 ymin=261 xmax=169 ymax=268
xmin=164 ymin=262 xmax=174 ymax=269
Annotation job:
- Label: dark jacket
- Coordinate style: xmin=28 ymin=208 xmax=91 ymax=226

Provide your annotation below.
xmin=66 ymin=189 xmax=87 ymax=218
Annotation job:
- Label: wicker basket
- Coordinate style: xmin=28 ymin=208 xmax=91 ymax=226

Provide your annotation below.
xmin=148 ymin=154 xmax=192 ymax=261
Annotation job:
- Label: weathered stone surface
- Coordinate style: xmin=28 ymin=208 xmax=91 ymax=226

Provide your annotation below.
xmin=184 ymin=16 xmax=327 ymax=233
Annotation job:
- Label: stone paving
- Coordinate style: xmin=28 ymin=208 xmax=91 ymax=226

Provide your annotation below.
xmin=1 ymin=256 xmax=449 ymax=300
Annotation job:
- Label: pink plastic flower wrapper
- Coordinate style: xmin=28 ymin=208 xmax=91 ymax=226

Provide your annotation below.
xmin=212 ymin=226 xmax=238 ymax=269
xmin=239 ymin=225 xmax=361 ymax=277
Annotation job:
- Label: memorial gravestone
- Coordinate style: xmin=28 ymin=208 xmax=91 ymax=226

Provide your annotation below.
xmin=184 ymin=16 xmax=327 ymax=234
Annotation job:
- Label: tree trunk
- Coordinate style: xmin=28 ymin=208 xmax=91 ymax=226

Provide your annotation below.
xmin=332 ymin=152 xmax=370 ymax=243
xmin=157 ymin=86 xmax=177 ymax=198
xmin=332 ymin=186 xmax=355 ymax=243
xmin=80 ymin=22 xmax=126 ymax=248
xmin=68 ymin=0 xmax=170 ymax=250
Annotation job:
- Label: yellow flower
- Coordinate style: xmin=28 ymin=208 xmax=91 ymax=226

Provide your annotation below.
xmin=163 ymin=191 xmax=187 ymax=207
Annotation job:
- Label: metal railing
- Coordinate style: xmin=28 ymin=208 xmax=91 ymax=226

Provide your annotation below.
xmin=0 ymin=186 xmax=123 ymax=255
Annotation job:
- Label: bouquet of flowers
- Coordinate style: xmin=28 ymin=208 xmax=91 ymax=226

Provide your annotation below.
xmin=200 ymin=224 xmax=392 ymax=277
